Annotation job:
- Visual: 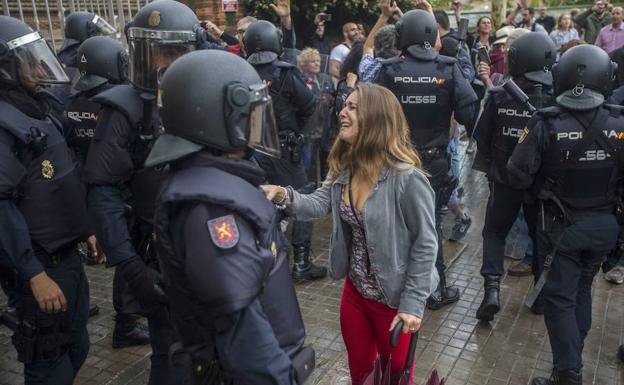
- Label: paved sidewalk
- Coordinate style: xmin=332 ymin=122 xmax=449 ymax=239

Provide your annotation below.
xmin=1 ymin=144 xmax=623 ymax=385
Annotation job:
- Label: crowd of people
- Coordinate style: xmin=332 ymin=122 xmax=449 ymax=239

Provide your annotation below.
xmin=1 ymin=0 xmax=624 ymax=385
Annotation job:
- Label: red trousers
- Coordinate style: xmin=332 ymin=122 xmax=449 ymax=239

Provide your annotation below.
xmin=340 ymin=278 xmax=414 ymax=385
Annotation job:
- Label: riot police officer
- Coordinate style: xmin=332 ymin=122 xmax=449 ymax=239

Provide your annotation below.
xmin=507 ymin=44 xmax=624 ymax=385
xmin=66 ymin=35 xmax=150 ymax=348
xmin=243 ymin=20 xmax=327 ymax=281
xmin=146 ymin=49 xmax=315 ymax=385
xmin=67 ymin=36 xmax=127 ymax=164
xmin=58 ymin=11 xmax=116 ymax=82
xmin=472 ymin=32 xmax=556 ymax=322
xmin=83 ymin=0 xmax=205 ymax=383
xmin=374 ymin=10 xmax=479 ymax=309
xmin=50 ymin=11 xmax=116 ymax=107
xmin=0 ymin=15 xmax=90 ymax=385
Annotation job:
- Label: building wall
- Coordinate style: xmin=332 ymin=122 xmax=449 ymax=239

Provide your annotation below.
xmin=179 ymin=0 xmax=246 ymax=29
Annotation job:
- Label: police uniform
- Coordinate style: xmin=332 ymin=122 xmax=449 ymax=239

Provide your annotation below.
xmin=0 ymin=16 xmax=91 ymax=385
xmin=374 ymin=10 xmax=478 ymax=309
xmin=84 ymin=82 xmax=179 ymax=384
xmin=146 ymin=49 xmax=315 ymax=385
xmin=508 ymin=44 xmax=623 ymax=385
xmin=244 ymin=20 xmax=325 ymax=280
xmin=83 ymin=1 xmax=204 ymax=383
xmin=65 ymin=35 xmax=150 ymax=347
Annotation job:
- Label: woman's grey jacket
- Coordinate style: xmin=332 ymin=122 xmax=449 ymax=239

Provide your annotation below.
xmin=288 ymin=163 xmax=439 ymax=318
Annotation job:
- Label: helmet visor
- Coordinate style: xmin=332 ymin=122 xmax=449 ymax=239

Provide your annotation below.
xmin=10 ymin=32 xmax=70 ymax=85
xmin=92 ymin=15 xmax=117 ymax=35
xmin=127 ymin=28 xmax=196 ymax=91
xmin=248 ymin=84 xmax=281 ymax=158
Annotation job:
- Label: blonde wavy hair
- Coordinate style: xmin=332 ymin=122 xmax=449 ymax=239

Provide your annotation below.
xmin=297 ymin=47 xmax=321 ymax=70
xmin=327 ymin=83 xmax=424 ymax=184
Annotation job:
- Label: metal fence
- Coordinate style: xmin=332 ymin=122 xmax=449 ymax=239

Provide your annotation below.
xmin=1 ymin=0 xmax=151 ymax=50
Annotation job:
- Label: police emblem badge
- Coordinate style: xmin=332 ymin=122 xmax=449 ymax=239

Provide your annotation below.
xmin=518 ymin=127 xmax=529 ymax=144
xmin=41 ymin=160 xmax=54 ymax=179
xmin=207 ymin=215 xmax=240 ymax=250
xmin=148 ymin=11 xmax=161 ymax=27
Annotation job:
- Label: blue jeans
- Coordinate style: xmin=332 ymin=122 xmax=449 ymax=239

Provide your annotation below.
xmin=446 ymin=136 xmax=461 ymax=207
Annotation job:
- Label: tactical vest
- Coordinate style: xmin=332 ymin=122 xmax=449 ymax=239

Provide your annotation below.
xmin=0 ymin=101 xmax=88 ymax=254
xmin=154 ymin=166 xmax=310 ymax=378
xmin=377 ymin=55 xmax=455 ymax=150
xmin=537 ymin=105 xmax=624 ymax=211
xmin=92 ymin=85 xmax=168 ymax=224
xmin=489 ymin=85 xmax=554 ymax=185
xmin=256 ymin=61 xmax=299 ymax=134
xmin=66 ymin=94 xmax=100 ymax=164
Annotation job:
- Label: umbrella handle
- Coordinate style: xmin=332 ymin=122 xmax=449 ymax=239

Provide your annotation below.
xmin=390 ymin=320 xmax=419 ymax=376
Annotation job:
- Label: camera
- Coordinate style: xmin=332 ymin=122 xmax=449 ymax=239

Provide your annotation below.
xmin=319 ymin=14 xmax=332 ymax=22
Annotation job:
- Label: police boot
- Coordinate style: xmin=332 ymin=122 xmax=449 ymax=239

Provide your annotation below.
xmin=531 ymin=369 xmax=582 ymax=385
xmin=112 ymin=316 xmax=150 ymax=349
xmin=619 ymin=344 xmax=624 ymax=363
xmin=476 ymin=275 xmax=500 ymax=322
xmin=426 ymin=273 xmax=460 ymax=310
xmin=292 ymin=245 xmax=327 ymax=281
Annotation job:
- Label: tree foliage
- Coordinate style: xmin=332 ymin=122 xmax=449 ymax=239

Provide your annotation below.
xmin=241 ymin=0 xmax=448 ymax=23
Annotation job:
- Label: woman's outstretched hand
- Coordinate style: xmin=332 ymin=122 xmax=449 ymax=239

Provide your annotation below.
xmin=261 ymin=185 xmax=285 ymax=202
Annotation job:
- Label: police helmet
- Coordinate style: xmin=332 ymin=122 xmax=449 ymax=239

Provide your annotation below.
xmin=126 ymin=0 xmax=204 ymax=91
xmin=64 ymin=11 xmax=116 ymax=44
xmin=0 ymin=16 xmax=69 ymax=87
xmin=73 ymin=36 xmax=127 ymax=92
xmin=396 ymin=10 xmax=438 ymax=61
xmin=553 ymin=44 xmax=617 ymax=111
xmin=243 ymin=20 xmax=283 ymax=65
xmin=507 ymin=32 xmax=556 ymax=86
xmin=145 ymin=50 xmax=281 ymax=167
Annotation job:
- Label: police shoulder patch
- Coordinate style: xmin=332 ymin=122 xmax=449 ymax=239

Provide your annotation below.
xmin=518 ymin=127 xmax=530 ymax=144
xmin=207 ymin=215 xmax=240 ymax=250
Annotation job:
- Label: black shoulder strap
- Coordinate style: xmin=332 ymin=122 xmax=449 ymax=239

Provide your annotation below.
xmin=566 ymin=108 xmax=611 ymax=163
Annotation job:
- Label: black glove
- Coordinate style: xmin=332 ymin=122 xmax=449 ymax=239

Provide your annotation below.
xmin=117 ymin=257 xmax=167 ymax=309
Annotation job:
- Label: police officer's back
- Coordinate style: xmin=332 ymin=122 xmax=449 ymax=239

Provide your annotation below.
xmin=243 ymin=20 xmax=327 ymax=281
xmin=146 ymin=49 xmax=315 ymax=385
xmin=83 ymin=1 xmax=205 ymax=383
xmin=65 ymin=35 xmax=151 ymax=348
xmin=472 ymin=32 xmax=557 ymax=322
xmin=66 ymin=36 xmax=127 ymax=164
xmin=0 ymin=15 xmax=90 ymax=385
xmin=508 ymin=44 xmax=624 ymax=385
xmin=375 ymin=10 xmax=478 ymax=310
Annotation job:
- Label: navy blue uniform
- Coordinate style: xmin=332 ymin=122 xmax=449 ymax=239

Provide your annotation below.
xmin=376 ymin=53 xmax=479 ymax=285
xmin=83 ymin=84 xmax=181 ymax=385
xmin=473 ymin=78 xmax=554 ymax=278
xmin=508 ymin=104 xmax=624 ymax=371
xmin=0 ymin=90 xmax=90 ymax=385
xmin=252 ymin=61 xmax=316 ymax=253
xmin=154 ymin=152 xmax=314 ymax=385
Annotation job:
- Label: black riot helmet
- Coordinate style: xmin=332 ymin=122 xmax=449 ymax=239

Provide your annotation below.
xmin=553 ymin=44 xmax=617 ymax=111
xmin=73 ymin=36 xmax=127 ymax=92
xmin=396 ymin=10 xmax=438 ymax=61
xmin=243 ymin=20 xmax=283 ymax=65
xmin=64 ymin=11 xmax=116 ymax=43
xmin=126 ymin=0 xmax=203 ymax=91
xmin=145 ymin=50 xmax=281 ymax=167
xmin=507 ymin=32 xmax=556 ymax=86
xmin=0 ymin=15 xmax=69 ymax=87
